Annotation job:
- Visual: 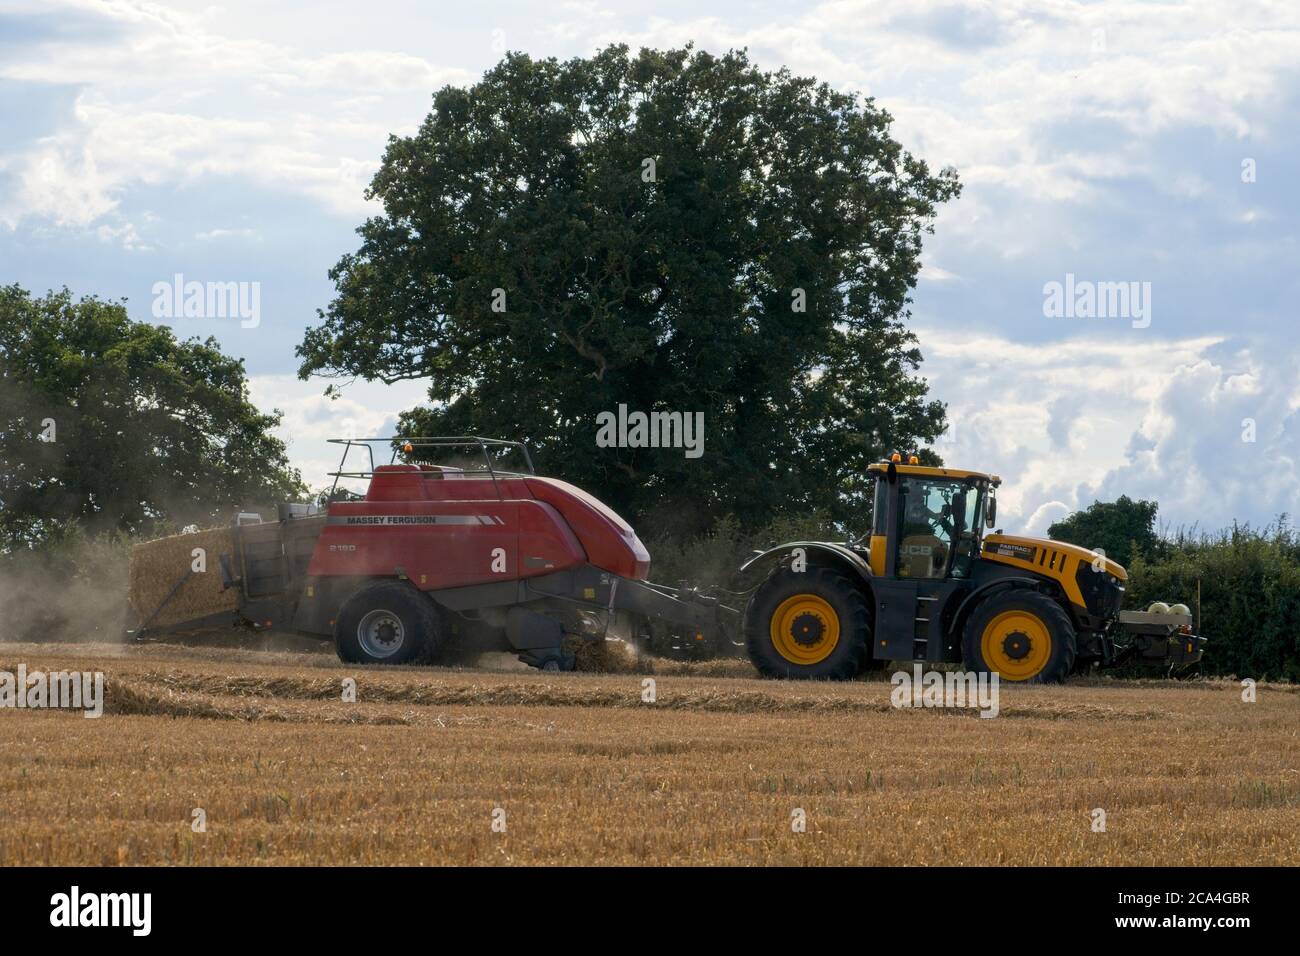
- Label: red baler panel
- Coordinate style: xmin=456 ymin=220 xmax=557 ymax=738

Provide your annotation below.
xmin=309 ymin=500 xmax=520 ymax=589
xmin=363 ymin=465 xmax=426 ymax=501
xmin=517 ymin=500 xmax=587 ymax=577
xmin=524 ymin=477 xmax=651 ymax=580
xmin=365 ymin=466 xmax=532 ymax=503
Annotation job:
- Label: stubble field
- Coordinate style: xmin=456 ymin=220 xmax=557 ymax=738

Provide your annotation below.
xmin=0 ymin=640 xmax=1295 ymax=866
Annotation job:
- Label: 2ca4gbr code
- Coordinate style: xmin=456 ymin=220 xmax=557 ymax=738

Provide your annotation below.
xmin=1122 ymin=893 xmax=1251 ymax=906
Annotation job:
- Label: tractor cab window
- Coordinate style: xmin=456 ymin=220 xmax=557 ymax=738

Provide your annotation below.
xmin=896 ymin=477 xmax=959 ymax=579
xmin=895 ymin=477 xmax=984 ymax=579
xmin=949 ymin=481 xmax=986 ymax=579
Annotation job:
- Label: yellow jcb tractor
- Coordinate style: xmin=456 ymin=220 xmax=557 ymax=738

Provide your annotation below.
xmin=739 ymin=455 xmax=1206 ymax=682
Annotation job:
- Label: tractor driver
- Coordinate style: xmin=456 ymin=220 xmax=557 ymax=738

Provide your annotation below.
xmin=898 ymin=484 xmax=953 ymax=578
xmin=902 ymin=488 xmax=953 ymax=537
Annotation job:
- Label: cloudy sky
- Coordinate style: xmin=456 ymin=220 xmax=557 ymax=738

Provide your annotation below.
xmin=2 ymin=0 xmax=1297 ymax=535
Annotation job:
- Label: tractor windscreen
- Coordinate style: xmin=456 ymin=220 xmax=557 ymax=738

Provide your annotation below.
xmin=897 ymin=476 xmax=985 ymax=579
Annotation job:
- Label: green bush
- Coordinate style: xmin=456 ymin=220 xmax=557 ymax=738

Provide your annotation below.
xmin=1126 ymin=521 xmax=1300 ymax=681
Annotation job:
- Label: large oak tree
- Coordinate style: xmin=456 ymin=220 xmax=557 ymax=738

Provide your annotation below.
xmin=298 ymin=45 xmax=959 ymax=535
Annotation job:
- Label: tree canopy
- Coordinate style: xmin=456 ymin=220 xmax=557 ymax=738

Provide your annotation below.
xmin=298 ymin=45 xmax=959 ymax=535
xmin=1047 ymin=495 xmax=1161 ymax=565
xmin=0 ymin=285 xmax=305 ymax=548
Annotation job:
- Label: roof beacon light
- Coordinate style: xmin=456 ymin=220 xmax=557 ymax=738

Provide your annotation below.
xmin=890 ymin=452 xmax=902 ymax=462
xmin=908 ymin=455 xmax=920 ymax=465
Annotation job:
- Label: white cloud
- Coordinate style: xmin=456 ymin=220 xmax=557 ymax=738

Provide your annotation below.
xmin=591 ymin=0 xmax=1300 ymax=205
xmin=0 ymin=0 xmax=472 ymax=228
xmin=0 ymin=142 xmax=118 ymax=228
xmin=919 ymin=259 xmax=960 ymax=281
xmin=921 ymin=328 xmax=1300 ymax=537
xmin=1091 ymin=353 xmax=1300 ymax=533
xmin=95 ymin=219 xmax=149 ymax=250
xmin=194 ymin=227 xmax=261 ymax=242
xmin=7 ymin=0 xmax=1297 ymax=234
xmin=247 ymin=374 xmax=432 ymax=493
xmin=1025 ymin=500 xmax=1071 ymax=534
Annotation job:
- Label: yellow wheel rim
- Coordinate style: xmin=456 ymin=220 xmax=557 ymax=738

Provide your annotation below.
xmin=770 ymin=594 xmax=840 ymax=665
xmin=980 ymin=610 xmax=1052 ymax=681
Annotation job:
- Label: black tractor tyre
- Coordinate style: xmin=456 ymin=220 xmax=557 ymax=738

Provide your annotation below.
xmin=335 ymin=580 xmax=442 ymax=666
xmin=745 ymin=565 xmax=871 ymax=680
xmin=852 ymin=600 xmax=883 ymax=676
xmin=961 ymin=589 xmax=1076 ymax=684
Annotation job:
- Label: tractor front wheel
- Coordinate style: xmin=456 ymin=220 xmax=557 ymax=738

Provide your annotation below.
xmin=745 ymin=566 xmax=870 ymax=680
xmin=962 ymin=589 xmax=1076 ymax=683
xmin=335 ymin=581 xmax=441 ymax=666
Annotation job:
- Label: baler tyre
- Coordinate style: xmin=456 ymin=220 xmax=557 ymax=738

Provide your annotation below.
xmin=335 ymin=581 xmax=441 ymax=666
xmin=962 ymin=589 xmax=1076 ymax=684
xmin=745 ymin=565 xmax=870 ymax=680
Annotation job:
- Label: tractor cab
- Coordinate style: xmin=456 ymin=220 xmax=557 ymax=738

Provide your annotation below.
xmin=865 ymin=455 xmax=1000 ymax=583
xmin=852 ymin=456 xmax=1003 ymax=664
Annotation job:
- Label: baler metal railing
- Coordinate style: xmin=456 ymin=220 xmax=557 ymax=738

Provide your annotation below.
xmin=327 ymin=435 xmax=536 ymax=500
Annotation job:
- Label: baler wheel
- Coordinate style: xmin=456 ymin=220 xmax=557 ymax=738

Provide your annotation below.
xmin=335 ymin=581 xmax=441 ymax=665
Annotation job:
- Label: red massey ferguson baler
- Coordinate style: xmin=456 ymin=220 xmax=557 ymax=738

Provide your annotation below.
xmin=168 ymin=437 xmax=736 ymax=669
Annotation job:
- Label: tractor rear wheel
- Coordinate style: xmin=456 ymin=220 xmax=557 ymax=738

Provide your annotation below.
xmin=745 ymin=566 xmax=870 ymax=680
xmin=335 ymin=581 xmax=441 ymax=666
xmin=962 ymin=589 xmax=1076 ymax=683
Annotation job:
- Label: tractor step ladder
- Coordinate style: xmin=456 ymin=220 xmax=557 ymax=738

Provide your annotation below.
xmin=913 ymin=594 xmax=938 ymax=657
